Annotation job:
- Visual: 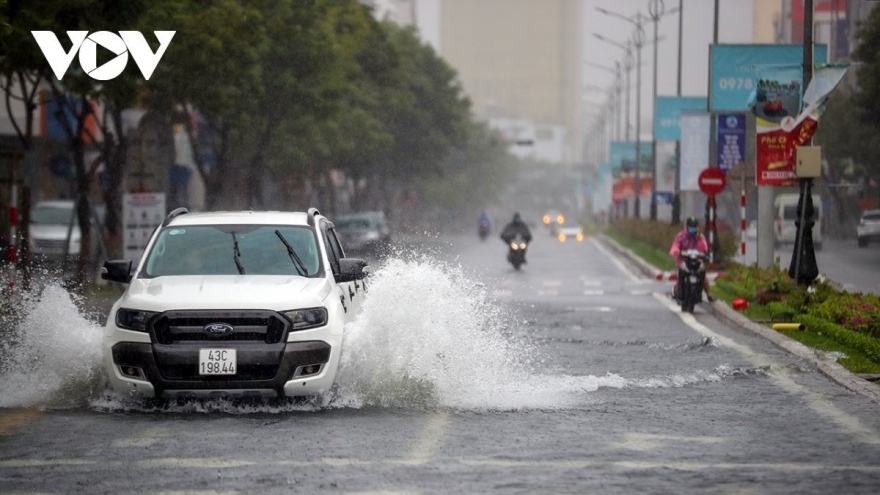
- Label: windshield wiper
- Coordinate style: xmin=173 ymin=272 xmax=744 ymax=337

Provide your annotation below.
xmin=231 ymin=231 xmax=245 ymax=275
xmin=275 ymin=230 xmax=308 ymax=276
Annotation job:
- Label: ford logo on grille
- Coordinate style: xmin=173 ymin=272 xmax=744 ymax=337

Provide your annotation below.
xmin=203 ymin=322 xmax=234 ymax=337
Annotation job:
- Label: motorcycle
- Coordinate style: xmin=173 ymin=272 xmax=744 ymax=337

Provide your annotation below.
xmin=506 ymin=235 xmax=529 ymax=270
xmin=678 ymin=249 xmax=708 ymax=313
xmin=478 ymin=221 xmax=490 ymax=241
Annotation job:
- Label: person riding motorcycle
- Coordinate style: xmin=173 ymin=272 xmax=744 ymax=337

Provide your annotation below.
xmin=478 ymin=212 xmax=492 ymax=238
xmin=669 ymin=216 xmax=715 ymax=302
xmin=500 ymin=212 xmax=533 ymax=260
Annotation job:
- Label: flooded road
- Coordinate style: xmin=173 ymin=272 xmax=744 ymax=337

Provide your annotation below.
xmin=1 ymin=231 xmax=880 ymax=494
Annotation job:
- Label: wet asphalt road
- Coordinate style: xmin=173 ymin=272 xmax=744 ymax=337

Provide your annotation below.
xmin=2 ymin=230 xmax=880 ymax=494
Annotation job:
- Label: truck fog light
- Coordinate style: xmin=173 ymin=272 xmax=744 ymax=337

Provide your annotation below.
xmin=294 ymin=364 xmax=322 ymax=377
xmin=120 ymin=366 xmax=145 ymax=379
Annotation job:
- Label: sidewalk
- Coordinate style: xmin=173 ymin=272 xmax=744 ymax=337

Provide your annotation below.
xmin=597 ymin=234 xmax=880 ymax=406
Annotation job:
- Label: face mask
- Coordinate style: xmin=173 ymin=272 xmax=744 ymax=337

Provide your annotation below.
xmin=687 ymin=227 xmax=697 ymax=235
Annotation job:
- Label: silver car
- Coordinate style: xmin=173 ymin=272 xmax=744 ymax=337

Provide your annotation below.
xmin=857 ymin=209 xmax=880 ymax=248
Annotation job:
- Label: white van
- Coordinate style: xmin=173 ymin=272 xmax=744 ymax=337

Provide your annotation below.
xmin=774 ymin=193 xmax=823 ymax=250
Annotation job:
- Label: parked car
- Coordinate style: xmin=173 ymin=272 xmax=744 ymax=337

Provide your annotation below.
xmin=29 ymin=200 xmax=105 ymax=265
xmin=333 ymin=211 xmax=392 ymax=258
xmin=774 ymin=193 xmax=823 ymax=250
xmin=100 ymin=207 xmax=370 ymax=400
xmin=857 ymin=209 xmax=880 ymax=248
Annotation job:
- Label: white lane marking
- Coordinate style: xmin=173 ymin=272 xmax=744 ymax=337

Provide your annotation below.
xmin=570 ymin=306 xmax=613 ymax=312
xmin=408 ymin=412 xmax=450 ymax=463
xmin=159 ymin=492 xmax=242 ymax=495
xmin=5 ymin=456 xmax=880 ymax=473
xmin=611 ymin=432 xmax=725 ymax=452
xmin=654 ymin=293 xmax=880 ymax=446
xmin=590 ymin=238 xmax=640 ymax=283
xmin=583 ymin=290 xmax=604 ymax=296
xmin=629 ymin=290 xmax=652 ymax=296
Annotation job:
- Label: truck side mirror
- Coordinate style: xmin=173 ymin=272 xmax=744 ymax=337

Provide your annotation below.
xmin=102 ymin=260 xmax=132 ymax=284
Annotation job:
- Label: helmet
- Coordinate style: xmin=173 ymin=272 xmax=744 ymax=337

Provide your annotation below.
xmin=513 ymin=212 xmax=522 ymax=224
xmin=685 ymin=216 xmax=698 ymax=228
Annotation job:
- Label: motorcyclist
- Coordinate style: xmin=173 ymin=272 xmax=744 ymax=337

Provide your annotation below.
xmin=669 ymin=216 xmax=714 ymax=302
xmin=500 ymin=212 xmax=532 ymax=257
xmin=478 ymin=211 xmax=492 ymax=235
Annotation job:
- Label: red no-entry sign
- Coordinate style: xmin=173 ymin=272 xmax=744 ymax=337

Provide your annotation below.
xmin=698 ymin=167 xmax=727 ymax=196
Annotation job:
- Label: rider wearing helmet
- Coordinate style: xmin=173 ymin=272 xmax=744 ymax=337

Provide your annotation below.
xmin=500 ymin=212 xmax=533 ymax=246
xmin=669 ymin=216 xmax=714 ymax=302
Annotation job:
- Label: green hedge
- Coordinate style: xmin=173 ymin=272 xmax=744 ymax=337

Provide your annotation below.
xmin=795 ymin=314 xmax=880 ymax=364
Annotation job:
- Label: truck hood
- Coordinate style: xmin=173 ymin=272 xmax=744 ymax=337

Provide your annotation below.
xmin=120 ymin=275 xmax=333 ymax=312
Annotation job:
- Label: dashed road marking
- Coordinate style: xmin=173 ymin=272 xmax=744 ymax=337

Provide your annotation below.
xmin=611 ymin=432 xmax=725 ymax=451
xmin=655 ymin=293 xmax=880 ymax=447
xmin=408 ymin=412 xmax=450 ymax=463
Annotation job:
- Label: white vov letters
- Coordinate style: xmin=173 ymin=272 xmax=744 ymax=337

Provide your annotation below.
xmin=31 ymin=30 xmax=176 ymax=81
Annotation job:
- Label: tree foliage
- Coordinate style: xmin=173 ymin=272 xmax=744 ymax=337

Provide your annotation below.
xmin=2 ymin=0 xmax=519 ymax=279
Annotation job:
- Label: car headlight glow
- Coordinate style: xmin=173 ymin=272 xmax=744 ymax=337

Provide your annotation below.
xmin=116 ymin=308 xmax=158 ymax=332
xmin=283 ymin=307 xmax=328 ymax=330
xmin=558 ymin=233 xmax=566 ymax=242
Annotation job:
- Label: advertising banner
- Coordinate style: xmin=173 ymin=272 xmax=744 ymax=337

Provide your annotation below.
xmin=753 ymin=65 xmax=848 ymax=186
xmin=716 ymin=113 xmax=746 ymax=173
xmin=654 ymin=96 xmax=708 ymax=141
xmin=709 ymin=44 xmax=826 ymax=112
xmin=680 ymin=112 xmax=711 ymax=192
xmin=610 ymin=141 xmax=653 ymax=199
xmin=123 ymin=192 xmax=166 ymax=261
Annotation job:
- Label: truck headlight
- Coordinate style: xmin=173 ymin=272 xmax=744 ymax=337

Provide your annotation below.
xmin=283 ymin=307 xmax=328 ymax=330
xmin=116 ymin=308 xmax=158 ymax=332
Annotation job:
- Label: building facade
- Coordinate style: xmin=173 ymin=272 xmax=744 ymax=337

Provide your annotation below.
xmin=437 ymin=0 xmax=583 ymax=165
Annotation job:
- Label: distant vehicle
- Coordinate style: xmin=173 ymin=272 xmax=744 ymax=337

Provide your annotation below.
xmin=774 ymin=194 xmax=822 ymax=250
xmin=100 ymin=208 xmax=370 ymax=400
xmin=556 ymin=225 xmax=584 ymax=242
xmin=333 ymin=211 xmax=392 ymax=258
xmin=857 ymin=209 xmax=880 ymax=248
xmin=29 ymin=200 xmax=105 ymax=265
xmin=542 ymin=210 xmax=565 ymax=234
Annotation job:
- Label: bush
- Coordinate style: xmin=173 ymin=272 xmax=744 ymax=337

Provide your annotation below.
xmin=795 ymin=314 xmax=880 ymax=363
xmin=808 ymin=292 xmax=880 ymax=338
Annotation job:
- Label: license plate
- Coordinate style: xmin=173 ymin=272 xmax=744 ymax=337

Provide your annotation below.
xmin=689 ymin=276 xmax=699 ymax=283
xmin=199 ymin=349 xmax=236 ymax=375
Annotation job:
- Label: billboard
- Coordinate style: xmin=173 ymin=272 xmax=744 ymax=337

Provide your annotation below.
xmin=654 ymin=96 xmax=708 ymax=141
xmin=680 ymin=112 xmax=711 ymax=192
xmin=709 ymin=44 xmax=827 ymax=112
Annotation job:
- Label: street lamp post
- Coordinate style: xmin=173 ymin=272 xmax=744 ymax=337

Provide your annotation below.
xmin=597 ymin=7 xmax=646 ymax=218
xmin=648 ymin=0 xmax=665 ymax=221
xmin=672 ymin=0 xmax=683 ymax=225
xmin=594 ymin=35 xmax=634 ymax=143
xmin=587 ymin=62 xmax=624 ymax=141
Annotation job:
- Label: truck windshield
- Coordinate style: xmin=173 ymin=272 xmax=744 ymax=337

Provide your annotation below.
xmin=142 ymin=225 xmax=323 ymax=278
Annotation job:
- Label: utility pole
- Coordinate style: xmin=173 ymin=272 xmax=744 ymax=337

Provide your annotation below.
xmin=790 ymin=0 xmax=819 ymax=285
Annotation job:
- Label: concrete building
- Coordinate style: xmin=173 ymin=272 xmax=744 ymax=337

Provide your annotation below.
xmin=435 ymin=0 xmax=583 ymax=165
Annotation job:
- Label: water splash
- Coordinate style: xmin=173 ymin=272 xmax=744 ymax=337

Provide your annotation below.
xmin=0 ymin=255 xmax=732 ymax=413
xmin=0 ymin=283 xmax=105 ymax=409
xmin=329 ymin=256 xmax=626 ymax=410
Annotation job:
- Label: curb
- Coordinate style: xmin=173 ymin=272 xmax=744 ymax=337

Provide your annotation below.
xmin=597 ymin=234 xmax=880 ymax=406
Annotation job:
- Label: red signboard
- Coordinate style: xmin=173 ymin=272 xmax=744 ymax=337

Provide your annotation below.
xmin=698 ymin=167 xmax=726 ymax=196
